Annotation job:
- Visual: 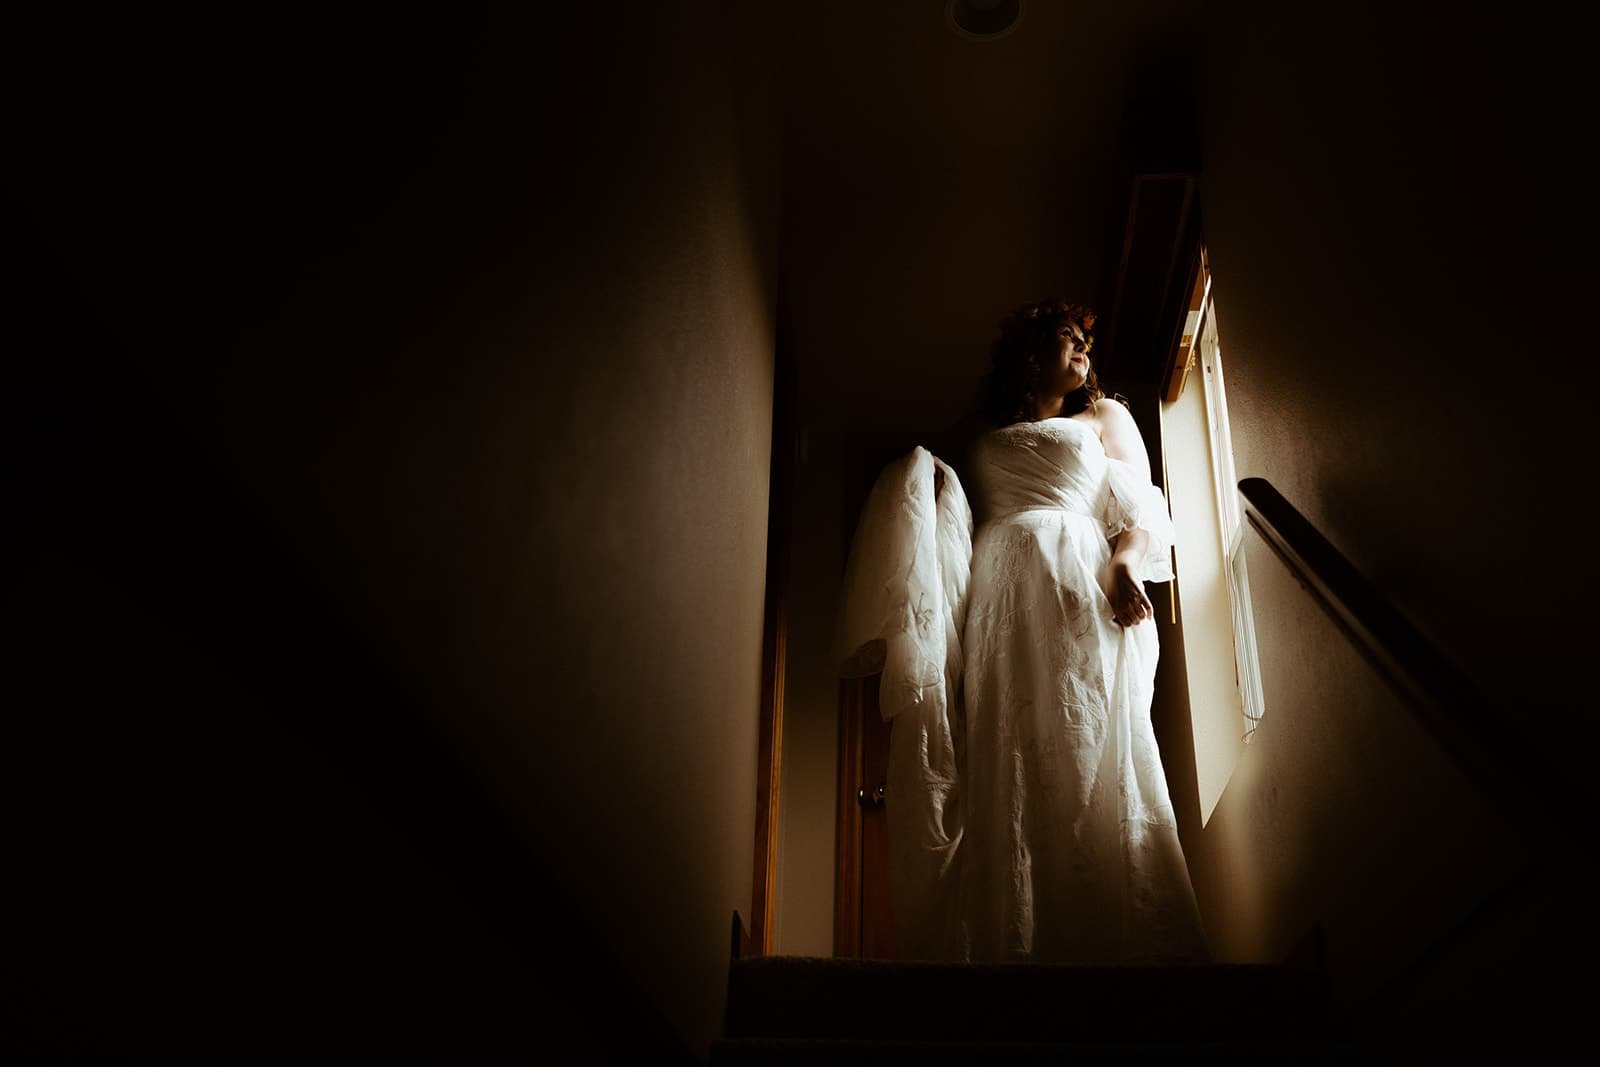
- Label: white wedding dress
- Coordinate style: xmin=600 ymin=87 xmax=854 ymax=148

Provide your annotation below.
xmin=958 ymin=416 xmax=1209 ymax=964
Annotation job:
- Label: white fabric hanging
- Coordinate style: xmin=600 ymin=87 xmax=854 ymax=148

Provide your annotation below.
xmin=834 ymin=446 xmax=973 ymax=960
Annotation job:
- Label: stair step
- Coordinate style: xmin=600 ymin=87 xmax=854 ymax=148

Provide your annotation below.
xmin=727 ymin=957 xmax=1338 ymax=1044
xmin=709 ymin=1037 xmax=1364 ymax=1065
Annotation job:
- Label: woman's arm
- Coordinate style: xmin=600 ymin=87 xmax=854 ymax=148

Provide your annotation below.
xmin=1098 ymin=396 xmax=1150 ymax=472
xmin=1106 ymin=530 xmax=1154 ymax=627
xmin=1098 ymin=399 xmax=1155 ymax=627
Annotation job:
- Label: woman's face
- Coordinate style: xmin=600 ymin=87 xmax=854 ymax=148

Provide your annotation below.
xmin=1049 ymin=320 xmax=1091 ymax=393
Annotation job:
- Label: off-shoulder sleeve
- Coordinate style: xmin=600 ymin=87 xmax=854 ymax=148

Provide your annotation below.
xmin=1103 ymin=456 xmax=1176 ymax=584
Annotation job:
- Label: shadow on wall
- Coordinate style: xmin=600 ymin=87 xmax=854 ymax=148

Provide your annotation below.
xmin=12 ymin=268 xmax=695 ymax=1065
xmin=1185 ymin=517 xmax=1596 ymax=1051
xmin=16 ymin=1 xmax=783 ymax=1059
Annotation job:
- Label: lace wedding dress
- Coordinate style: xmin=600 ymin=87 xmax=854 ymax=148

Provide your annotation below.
xmin=958 ymin=415 xmax=1209 ymax=964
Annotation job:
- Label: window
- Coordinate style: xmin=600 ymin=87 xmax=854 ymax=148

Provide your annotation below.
xmin=1163 ymin=251 xmax=1269 ymax=819
xmin=1192 ymin=288 xmax=1266 ymax=742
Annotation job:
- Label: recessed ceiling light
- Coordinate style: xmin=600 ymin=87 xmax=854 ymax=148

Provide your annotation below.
xmin=946 ymin=0 xmax=1025 ymax=41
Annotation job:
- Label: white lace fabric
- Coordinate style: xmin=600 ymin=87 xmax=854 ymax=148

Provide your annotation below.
xmin=834 ymin=446 xmax=973 ymax=961
xmin=962 ymin=418 xmax=1206 ymax=963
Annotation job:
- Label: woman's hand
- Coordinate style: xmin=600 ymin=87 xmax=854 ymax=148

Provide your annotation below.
xmin=1104 ymin=559 xmax=1153 ymax=628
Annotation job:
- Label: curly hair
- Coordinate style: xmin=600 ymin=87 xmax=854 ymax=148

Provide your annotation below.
xmin=980 ymin=297 xmax=1105 ymax=426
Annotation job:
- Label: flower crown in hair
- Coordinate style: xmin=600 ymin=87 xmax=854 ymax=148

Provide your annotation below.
xmin=1055 ymin=302 xmax=1096 ymax=353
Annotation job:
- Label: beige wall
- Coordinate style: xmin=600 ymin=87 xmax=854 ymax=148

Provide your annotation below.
xmin=34 ymin=6 xmax=780 ymax=1059
xmin=1182 ymin=2 xmax=1597 ymax=1037
xmin=773 ymin=428 xmax=845 ymax=956
xmin=1197 ymin=4 xmax=1592 ymax=742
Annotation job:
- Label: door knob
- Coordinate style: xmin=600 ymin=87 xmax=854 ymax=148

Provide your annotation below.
xmin=858 ymin=781 xmax=886 ymax=809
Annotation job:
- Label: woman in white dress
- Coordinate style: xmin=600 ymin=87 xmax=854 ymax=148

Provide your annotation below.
xmin=959 ymin=298 xmax=1210 ymax=964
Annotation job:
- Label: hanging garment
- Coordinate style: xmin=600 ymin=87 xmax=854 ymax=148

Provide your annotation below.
xmin=834 ymin=446 xmax=973 ymax=961
xmin=959 ymin=416 xmax=1210 ymax=964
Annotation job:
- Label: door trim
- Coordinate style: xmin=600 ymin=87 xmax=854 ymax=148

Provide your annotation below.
xmin=749 ymin=275 xmax=795 ymax=956
xmin=833 ymin=676 xmax=866 ymax=955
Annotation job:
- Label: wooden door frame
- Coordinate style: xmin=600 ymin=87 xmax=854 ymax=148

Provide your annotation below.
xmin=748 ymin=545 xmax=785 ymax=956
xmin=833 ymin=676 xmax=866 ymax=955
xmin=748 ymin=276 xmax=795 ymax=957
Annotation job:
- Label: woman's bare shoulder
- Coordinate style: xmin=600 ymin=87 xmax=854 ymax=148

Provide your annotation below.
xmin=1094 ymin=396 xmax=1137 ymax=433
xmin=1096 ymin=397 xmax=1150 ymax=466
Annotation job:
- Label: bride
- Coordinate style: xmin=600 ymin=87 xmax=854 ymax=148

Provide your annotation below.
xmin=958 ymin=298 xmax=1209 ymax=964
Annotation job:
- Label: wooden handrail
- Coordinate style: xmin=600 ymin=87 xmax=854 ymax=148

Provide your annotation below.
xmin=1238 ymin=477 xmax=1591 ymax=882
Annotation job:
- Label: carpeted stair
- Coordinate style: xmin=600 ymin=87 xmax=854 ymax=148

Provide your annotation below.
xmin=712 ymin=956 xmax=1363 ymax=1064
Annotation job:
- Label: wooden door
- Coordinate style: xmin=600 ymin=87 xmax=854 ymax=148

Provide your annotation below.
xmin=834 ymin=673 xmax=897 ymax=959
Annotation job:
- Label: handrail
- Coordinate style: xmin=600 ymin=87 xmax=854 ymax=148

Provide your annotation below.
xmin=1237 ymin=477 xmax=1591 ymax=883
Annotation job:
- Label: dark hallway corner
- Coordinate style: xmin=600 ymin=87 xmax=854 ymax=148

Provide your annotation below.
xmin=15 ymin=1 xmax=777 ymax=1061
xmin=14 ymin=255 xmax=695 ymax=1064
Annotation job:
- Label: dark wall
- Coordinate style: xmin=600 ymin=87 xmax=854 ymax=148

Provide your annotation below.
xmin=1198 ymin=1 xmax=1595 ymax=754
xmin=15 ymin=281 xmax=689 ymax=1064
xmin=18 ymin=2 xmax=778 ymax=1060
xmin=1183 ymin=1 xmax=1597 ymax=1049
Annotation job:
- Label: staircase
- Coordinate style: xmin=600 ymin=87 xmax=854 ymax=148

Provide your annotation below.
xmin=712 ymin=956 xmax=1362 ymax=1064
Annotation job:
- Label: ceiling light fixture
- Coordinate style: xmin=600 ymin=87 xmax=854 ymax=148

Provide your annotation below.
xmin=946 ymin=0 xmax=1025 ymax=41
